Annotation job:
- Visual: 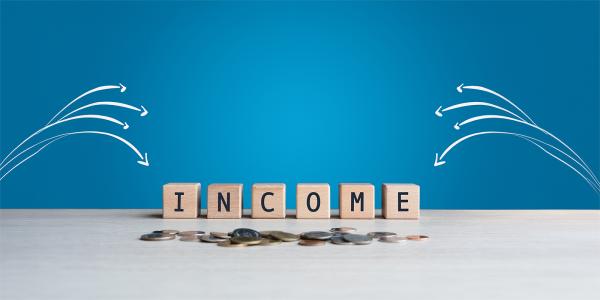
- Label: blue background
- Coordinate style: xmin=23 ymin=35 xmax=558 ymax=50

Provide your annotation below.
xmin=1 ymin=1 xmax=599 ymax=208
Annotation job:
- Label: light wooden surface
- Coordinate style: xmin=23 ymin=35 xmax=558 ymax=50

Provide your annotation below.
xmin=0 ymin=210 xmax=599 ymax=300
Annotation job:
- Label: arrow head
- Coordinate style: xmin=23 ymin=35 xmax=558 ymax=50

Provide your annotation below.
xmin=137 ymin=153 xmax=150 ymax=167
xmin=456 ymin=83 xmax=464 ymax=93
xmin=119 ymin=83 xmax=127 ymax=93
xmin=140 ymin=105 xmax=148 ymax=117
xmin=434 ymin=153 xmax=446 ymax=167
xmin=123 ymin=122 xmax=129 ymax=130
xmin=453 ymin=122 xmax=460 ymax=130
xmin=435 ymin=106 xmax=443 ymax=117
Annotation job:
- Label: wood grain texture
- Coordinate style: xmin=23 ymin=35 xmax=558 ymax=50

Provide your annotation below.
xmin=382 ymin=183 xmax=419 ymax=219
xmin=207 ymin=184 xmax=242 ymax=219
xmin=162 ymin=183 xmax=200 ymax=219
xmin=1 ymin=210 xmax=599 ymax=300
xmin=296 ymin=183 xmax=330 ymax=219
xmin=251 ymin=183 xmax=285 ymax=219
xmin=338 ymin=183 xmax=375 ymax=219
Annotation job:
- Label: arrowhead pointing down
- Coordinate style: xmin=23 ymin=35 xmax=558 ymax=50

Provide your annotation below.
xmin=137 ymin=153 xmax=150 ymax=167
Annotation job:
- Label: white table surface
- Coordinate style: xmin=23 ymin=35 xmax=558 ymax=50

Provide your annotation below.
xmin=0 ymin=209 xmax=599 ymax=300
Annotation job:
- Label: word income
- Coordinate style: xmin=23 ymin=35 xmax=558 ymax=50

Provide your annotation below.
xmin=163 ymin=183 xmax=420 ymax=219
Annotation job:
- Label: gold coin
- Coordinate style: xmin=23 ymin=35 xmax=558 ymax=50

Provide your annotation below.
xmin=259 ymin=238 xmax=282 ymax=246
xmin=260 ymin=231 xmax=275 ymax=237
xmin=210 ymin=232 xmax=230 ymax=239
xmin=406 ymin=235 xmax=429 ymax=241
xmin=270 ymin=231 xmax=300 ymax=242
xmin=298 ymin=239 xmax=326 ymax=246
xmin=217 ymin=240 xmax=247 ymax=248
xmin=230 ymin=236 xmax=262 ymax=245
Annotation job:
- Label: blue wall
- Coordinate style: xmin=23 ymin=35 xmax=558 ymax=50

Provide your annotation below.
xmin=1 ymin=1 xmax=598 ymax=208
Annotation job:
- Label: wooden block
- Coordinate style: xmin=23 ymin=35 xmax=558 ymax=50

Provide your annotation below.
xmin=162 ymin=183 xmax=200 ymax=219
xmin=251 ymin=183 xmax=286 ymax=218
xmin=207 ymin=184 xmax=243 ymax=219
xmin=338 ymin=183 xmax=374 ymax=219
xmin=296 ymin=183 xmax=330 ymax=219
xmin=382 ymin=184 xmax=420 ymax=219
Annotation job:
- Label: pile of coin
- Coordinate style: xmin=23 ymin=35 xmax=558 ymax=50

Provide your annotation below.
xmin=140 ymin=227 xmax=429 ymax=247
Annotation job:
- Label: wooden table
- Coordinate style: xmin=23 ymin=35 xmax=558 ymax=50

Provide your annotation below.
xmin=1 ymin=210 xmax=598 ymax=299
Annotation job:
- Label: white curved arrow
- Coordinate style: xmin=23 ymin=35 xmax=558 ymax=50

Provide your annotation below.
xmin=453 ymin=114 xmax=600 ymax=187
xmin=457 ymin=84 xmax=536 ymax=125
xmin=58 ymin=101 xmax=148 ymax=121
xmin=0 ymin=114 xmax=128 ymax=168
xmin=46 ymin=83 xmax=126 ymax=125
xmin=434 ymin=131 xmax=599 ymax=193
xmin=435 ymin=101 xmax=526 ymax=122
xmin=0 ymin=131 xmax=150 ymax=181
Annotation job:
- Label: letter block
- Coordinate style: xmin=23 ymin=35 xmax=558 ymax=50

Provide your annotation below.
xmin=251 ymin=183 xmax=286 ymax=219
xmin=296 ymin=183 xmax=330 ymax=219
xmin=339 ymin=183 xmax=374 ymax=219
xmin=207 ymin=184 xmax=243 ymax=219
xmin=382 ymin=184 xmax=420 ymax=219
xmin=162 ymin=183 xmax=200 ymax=219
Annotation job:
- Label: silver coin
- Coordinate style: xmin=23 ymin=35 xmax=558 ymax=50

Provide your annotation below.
xmin=342 ymin=234 xmax=373 ymax=245
xmin=379 ymin=236 xmax=407 ymax=243
xmin=330 ymin=227 xmax=356 ymax=233
xmin=153 ymin=230 xmax=179 ymax=235
xmin=178 ymin=231 xmax=205 ymax=237
xmin=179 ymin=235 xmax=202 ymax=242
xmin=330 ymin=235 xmax=353 ymax=245
xmin=367 ymin=232 xmax=397 ymax=239
xmin=301 ymin=231 xmax=333 ymax=240
xmin=141 ymin=233 xmax=175 ymax=241
xmin=201 ymin=234 xmax=227 ymax=243
xmin=210 ymin=232 xmax=230 ymax=239
xmin=231 ymin=228 xmax=261 ymax=239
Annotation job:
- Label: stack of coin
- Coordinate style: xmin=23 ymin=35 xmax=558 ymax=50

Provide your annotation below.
xmin=140 ymin=228 xmax=429 ymax=246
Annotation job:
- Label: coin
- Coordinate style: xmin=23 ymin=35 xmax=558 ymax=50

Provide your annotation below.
xmin=260 ymin=231 xmax=275 ymax=238
xmin=330 ymin=235 xmax=353 ymax=245
xmin=259 ymin=238 xmax=282 ymax=246
xmin=141 ymin=233 xmax=175 ymax=241
xmin=342 ymin=234 xmax=372 ymax=245
xmin=230 ymin=236 xmax=263 ymax=245
xmin=367 ymin=232 xmax=397 ymax=239
xmin=406 ymin=235 xmax=429 ymax=241
xmin=301 ymin=231 xmax=332 ymax=240
xmin=178 ymin=231 xmax=205 ymax=237
xmin=269 ymin=231 xmax=300 ymax=242
xmin=330 ymin=227 xmax=356 ymax=233
xmin=179 ymin=235 xmax=202 ymax=242
xmin=217 ymin=240 xmax=247 ymax=248
xmin=231 ymin=228 xmax=261 ymax=239
xmin=298 ymin=239 xmax=326 ymax=246
xmin=201 ymin=234 xmax=227 ymax=243
xmin=379 ymin=236 xmax=407 ymax=243
xmin=153 ymin=230 xmax=179 ymax=235
xmin=210 ymin=232 xmax=230 ymax=239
